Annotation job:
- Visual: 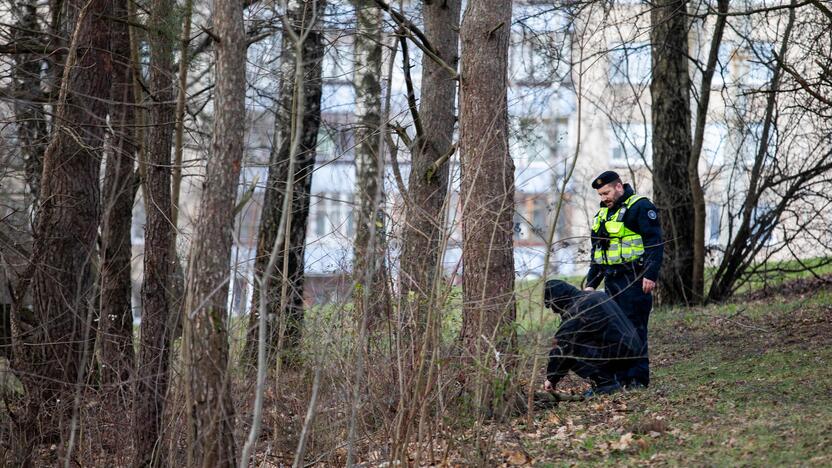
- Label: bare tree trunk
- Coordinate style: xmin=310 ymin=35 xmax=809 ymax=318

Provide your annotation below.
xmin=11 ymin=0 xmax=48 ymax=207
xmin=688 ymin=0 xmax=729 ymax=302
xmin=132 ymin=0 xmax=177 ymax=461
xmin=400 ymin=0 xmax=460 ymax=339
xmin=651 ymin=0 xmax=694 ymax=305
xmin=707 ymin=0 xmax=797 ymax=302
xmin=395 ymin=0 xmax=460 ymax=452
xmin=352 ymin=0 xmax=389 ymax=325
xmin=99 ymin=0 xmax=138 ymax=389
xmin=243 ymin=0 xmax=326 ymax=366
xmin=458 ymin=0 xmax=516 ymax=414
xmin=14 ymin=0 xmax=112 ymax=459
xmin=182 ymin=0 xmax=246 ymax=460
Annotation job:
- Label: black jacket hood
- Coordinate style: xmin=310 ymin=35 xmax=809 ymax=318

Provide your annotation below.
xmin=544 ymin=279 xmax=581 ymax=314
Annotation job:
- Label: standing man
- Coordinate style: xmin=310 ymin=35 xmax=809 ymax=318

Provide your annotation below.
xmin=585 ymin=171 xmax=663 ymax=388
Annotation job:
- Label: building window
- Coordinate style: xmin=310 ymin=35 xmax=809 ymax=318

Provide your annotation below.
xmin=312 ymin=192 xmax=355 ymax=240
xmin=532 ymin=197 xmax=548 ymax=238
xmin=711 ymin=42 xmax=735 ymax=87
xmin=510 ymin=31 xmax=559 ymax=85
xmin=609 ymin=122 xmax=652 ymax=164
xmin=741 ymin=121 xmax=778 ymax=164
xmin=514 ymin=194 xmax=549 ymax=242
xmin=314 ymin=193 xmax=328 ymax=237
xmin=707 ymin=203 xmax=721 ymax=244
xmin=742 ymin=41 xmax=775 ymax=87
xmin=322 ymin=35 xmax=353 ymax=84
xmin=703 ymin=122 xmax=729 ymax=167
xmin=511 ymin=118 xmax=554 ymax=163
xmin=609 ymin=42 xmax=651 ymax=85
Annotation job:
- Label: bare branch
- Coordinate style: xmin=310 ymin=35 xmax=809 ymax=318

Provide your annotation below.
xmin=398 ymin=33 xmax=423 ymax=140
xmin=774 ymin=51 xmax=832 ymax=106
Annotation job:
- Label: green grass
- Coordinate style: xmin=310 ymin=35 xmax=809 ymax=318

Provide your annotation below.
xmin=500 ymin=286 xmax=832 ymax=466
xmin=711 ymin=256 xmax=832 ymax=296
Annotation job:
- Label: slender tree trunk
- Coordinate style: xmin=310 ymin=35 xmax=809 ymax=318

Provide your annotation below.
xmin=395 ymin=0 xmax=460 ymax=452
xmin=132 ymin=0 xmax=177 ymax=461
xmin=182 ymin=0 xmax=246 ymax=460
xmin=243 ymin=0 xmax=326 ymax=366
xmin=707 ymin=0 xmax=797 ymax=302
xmin=11 ymin=0 xmax=48 ymax=207
xmin=352 ymin=0 xmax=389 ymax=325
xmin=651 ymin=0 xmax=694 ymax=305
xmin=400 ymin=0 xmax=460 ymax=339
xmin=14 ymin=0 xmax=112 ymax=458
xmin=458 ymin=0 xmax=516 ymax=414
xmin=688 ymin=0 xmax=729 ymax=302
xmin=99 ymin=0 xmax=138 ymax=389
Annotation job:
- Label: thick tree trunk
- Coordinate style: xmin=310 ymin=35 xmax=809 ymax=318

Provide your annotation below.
xmin=352 ymin=0 xmax=389 ymax=324
xmin=400 ymin=0 xmax=460 ymax=338
xmin=458 ymin=0 xmax=516 ymax=413
xmin=650 ymin=0 xmax=695 ymax=305
xmin=14 ymin=0 xmax=112 ymax=458
xmin=132 ymin=0 xmax=177 ymax=462
xmin=688 ymin=0 xmax=729 ymax=303
xmin=394 ymin=0 xmax=460 ymax=450
xmin=182 ymin=0 xmax=245 ymax=461
xmin=99 ymin=0 xmax=138 ymax=389
xmin=243 ymin=0 xmax=326 ymax=366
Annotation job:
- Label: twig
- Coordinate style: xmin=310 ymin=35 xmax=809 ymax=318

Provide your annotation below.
xmin=200 ymin=24 xmax=220 ymax=44
xmin=424 ymin=142 xmax=456 ymax=183
xmin=774 ymin=52 xmax=832 ymax=106
xmin=373 ymin=0 xmax=458 ymax=79
xmin=292 ymin=368 xmax=322 ymax=468
xmin=398 ymin=33 xmax=423 ymax=140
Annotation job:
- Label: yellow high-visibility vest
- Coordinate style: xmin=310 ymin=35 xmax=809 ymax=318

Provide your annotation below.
xmin=592 ymin=194 xmax=646 ymax=265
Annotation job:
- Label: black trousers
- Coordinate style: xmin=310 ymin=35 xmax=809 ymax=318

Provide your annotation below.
xmin=547 ymin=346 xmax=632 ymax=388
xmin=603 ymin=268 xmax=653 ymax=386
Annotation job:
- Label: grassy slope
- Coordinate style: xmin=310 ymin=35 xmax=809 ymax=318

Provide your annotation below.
xmin=489 ymin=286 xmax=832 ymax=466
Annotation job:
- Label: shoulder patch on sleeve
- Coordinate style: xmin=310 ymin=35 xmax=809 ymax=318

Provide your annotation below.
xmin=647 ymin=210 xmax=657 ymax=220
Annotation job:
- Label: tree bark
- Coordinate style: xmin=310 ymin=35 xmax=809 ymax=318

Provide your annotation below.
xmin=650 ymin=0 xmax=695 ymax=305
xmin=14 ymin=0 xmax=112 ymax=458
xmin=182 ymin=0 xmax=246 ymax=461
xmin=400 ymin=0 xmax=460 ymax=340
xmin=99 ymin=0 xmax=138 ymax=389
xmin=243 ymin=0 xmax=326 ymax=366
xmin=132 ymin=0 xmax=177 ymax=461
xmin=688 ymin=0 xmax=729 ymax=303
xmin=458 ymin=0 xmax=516 ymax=413
xmin=352 ymin=0 xmax=390 ymax=325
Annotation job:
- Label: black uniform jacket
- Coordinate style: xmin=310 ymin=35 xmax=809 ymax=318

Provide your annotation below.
xmin=586 ymin=184 xmax=663 ymax=289
xmin=545 ymin=283 xmax=643 ymax=381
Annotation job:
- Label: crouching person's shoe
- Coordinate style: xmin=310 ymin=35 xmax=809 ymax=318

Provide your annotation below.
xmin=582 ymin=382 xmax=622 ymax=398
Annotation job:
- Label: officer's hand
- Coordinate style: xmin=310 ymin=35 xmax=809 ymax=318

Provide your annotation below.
xmin=544 ymin=379 xmax=554 ymax=392
xmin=583 ymin=286 xmax=595 ymax=292
xmin=643 ymin=278 xmax=656 ymax=294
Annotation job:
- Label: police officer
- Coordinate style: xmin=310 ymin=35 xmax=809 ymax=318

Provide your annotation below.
xmin=543 ymin=280 xmax=643 ymax=396
xmin=585 ymin=171 xmax=663 ymax=388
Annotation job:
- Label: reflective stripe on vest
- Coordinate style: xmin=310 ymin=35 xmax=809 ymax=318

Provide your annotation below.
xmin=592 ymin=195 xmax=646 ymax=265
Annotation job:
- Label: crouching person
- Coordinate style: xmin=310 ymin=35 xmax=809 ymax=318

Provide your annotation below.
xmin=543 ymin=279 xmax=643 ymax=397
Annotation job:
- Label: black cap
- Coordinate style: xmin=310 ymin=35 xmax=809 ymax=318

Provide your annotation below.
xmin=591 ymin=170 xmax=621 ymax=189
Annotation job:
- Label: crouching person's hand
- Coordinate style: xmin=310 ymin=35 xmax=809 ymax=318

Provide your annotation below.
xmin=544 ymin=379 xmax=554 ymax=392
